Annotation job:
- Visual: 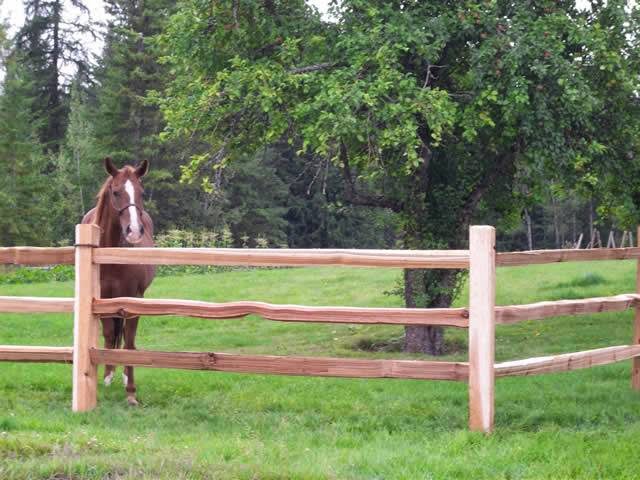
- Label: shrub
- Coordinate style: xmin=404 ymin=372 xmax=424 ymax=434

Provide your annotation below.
xmin=0 ymin=265 xmax=74 ymax=285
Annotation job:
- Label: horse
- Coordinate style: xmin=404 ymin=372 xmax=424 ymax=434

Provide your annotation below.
xmin=82 ymin=157 xmax=156 ymax=406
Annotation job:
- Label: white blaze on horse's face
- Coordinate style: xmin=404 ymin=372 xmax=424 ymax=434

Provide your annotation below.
xmin=124 ymin=179 xmax=143 ymax=244
xmin=105 ymin=158 xmax=149 ymax=246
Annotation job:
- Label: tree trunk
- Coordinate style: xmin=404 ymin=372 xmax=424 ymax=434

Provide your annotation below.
xmin=552 ymin=198 xmax=561 ymax=248
xmin=524 ymin=208 xmax=533 ymax=250
xmin=589 ymin=198 xmax=594 ymax=246
xmin=47 ymin=0 xmax=63 ymax=153
xmin=403 ymin=268 xmax=460 ymax=355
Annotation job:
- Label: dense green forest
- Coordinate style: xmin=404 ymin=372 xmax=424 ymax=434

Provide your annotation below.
xmin=1 ymin=0 xmax=639 ymax=353
xmin=0 ymin=0 xmax=398 ymax=249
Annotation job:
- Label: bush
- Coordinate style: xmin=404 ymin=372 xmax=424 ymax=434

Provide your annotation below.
xmin=0 ymin=264 xmax=75 ymax=285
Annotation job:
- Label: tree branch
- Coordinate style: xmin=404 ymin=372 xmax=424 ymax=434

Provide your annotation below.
xmin=422 ymin=64 xmax=447 ymax=88
xmin=340 ymin=142 xmax=403 ymax=212
xmin=253 ymin=37 xmax=284 ymax=57
xmin=288 ymin=62 xmax=336 ymax=74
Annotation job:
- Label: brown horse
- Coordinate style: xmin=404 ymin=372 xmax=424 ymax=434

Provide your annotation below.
xmin=82 ymin=157 xmax=156 ymax=406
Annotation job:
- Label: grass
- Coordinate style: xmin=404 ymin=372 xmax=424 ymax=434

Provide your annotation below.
xmin=1 ymin=261 xmax=640 ymax=479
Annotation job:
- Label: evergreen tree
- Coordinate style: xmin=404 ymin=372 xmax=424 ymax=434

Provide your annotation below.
xmin=52 ymin=79 xmax=103 ymax=240
xmin=273 ymin=146 xmax=398 ymax=249
xmin=0 ymin=4 xmax=8 ymax=67
xmin=95 ymin=0 xmax=209 ymax=231
xmin=0 ymin=56 xmax=52 ymax=245
xmin=14 ymin=0 xmax=93 ymax=152
xmin=210 ymin=145 xmax=399 ymax=248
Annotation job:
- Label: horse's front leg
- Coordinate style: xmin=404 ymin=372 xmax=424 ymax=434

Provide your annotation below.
xmin=123 ymin=316 xmax=139 ymax=406
xmin=101 ymin=317 xmax=122 ymax=386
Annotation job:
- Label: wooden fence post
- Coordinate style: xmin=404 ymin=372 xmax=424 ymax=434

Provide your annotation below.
xmin=633 ymin=226 xmax=640 ymax=390
xmin=72 ymin=224 xmax=101 ymax=411
xmin=468 ymin=225 xmax=496 ymax=432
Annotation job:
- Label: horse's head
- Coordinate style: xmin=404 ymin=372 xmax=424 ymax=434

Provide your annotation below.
xmin=104 ymin=157 xmax=149 ymax=245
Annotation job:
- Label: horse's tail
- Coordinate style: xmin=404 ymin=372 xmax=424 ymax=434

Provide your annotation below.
xmin=114 ymin=317 xmax=124 ymax=349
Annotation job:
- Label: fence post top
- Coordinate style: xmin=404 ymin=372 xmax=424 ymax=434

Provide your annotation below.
xmin=75 ymin=224 xmax=100 ymax=247
xmin=470 ymin=225 xmax=496 ymax=233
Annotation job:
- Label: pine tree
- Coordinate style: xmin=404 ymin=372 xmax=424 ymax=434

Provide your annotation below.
xmin=52 ymin=79 xmax=103 ymax=240
xmin=95 ymin=0 xmax=208 ymax=231
xmin=14 ymin=0 xmax=93 ymax=152
xmin=0 ymin=4 xmax=8 ymax=66
xmin=0 ymin=56 xmax=52 ymax=245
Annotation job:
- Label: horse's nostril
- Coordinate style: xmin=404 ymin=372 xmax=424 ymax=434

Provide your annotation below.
xmin=126 ymin=225 xmax=132 ymax=235
xmin=140 ymin=226 xmax=145 ymax=235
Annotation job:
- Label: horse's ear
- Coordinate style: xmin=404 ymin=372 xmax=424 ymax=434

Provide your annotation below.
xmin=104 ymin=157 xmax=118 ymax=177
xmin=135 ymin=159 xmax=149 ymax=178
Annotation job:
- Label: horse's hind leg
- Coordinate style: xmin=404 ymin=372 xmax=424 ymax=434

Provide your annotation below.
xmin=123 ymin=316 xmax=139 ymax=406
xmin=101 ymin=317 xmax=121 ymax=386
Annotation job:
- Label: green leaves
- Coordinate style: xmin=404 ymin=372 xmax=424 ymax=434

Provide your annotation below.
xmin=158 ymin=0 xmax=640 ymax=233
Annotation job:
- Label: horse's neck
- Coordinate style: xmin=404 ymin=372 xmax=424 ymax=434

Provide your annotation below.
xmin=96 ymin=194 xmax=123 ymax=248
xmin=101 ymin=219 xmax=123 ymax=247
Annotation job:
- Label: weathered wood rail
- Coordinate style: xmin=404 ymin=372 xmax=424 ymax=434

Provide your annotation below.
xmin=0 ymin=345 xmax=73 ymax=363
xmin=495 ymin=345 xmax=640 ymax=377
xmin=0 ymin=246 xmax=75 ymax=265
xmin=1 ymin=224 xmax=640 ymax=433
xmin=91 ymin=348 xmax=469 ymax=381
xmin=93 ymin=247 xmax=471 ymax=268
xmin=93 ymin=297 xmax=470 ymax=327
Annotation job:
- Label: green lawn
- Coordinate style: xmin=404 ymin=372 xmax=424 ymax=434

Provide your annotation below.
xmin=1 ymin=261 xmax=639 ymax=479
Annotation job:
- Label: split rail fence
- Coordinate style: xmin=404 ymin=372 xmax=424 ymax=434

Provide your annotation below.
xmin=1 ymin=224 xmax=640 ymax=432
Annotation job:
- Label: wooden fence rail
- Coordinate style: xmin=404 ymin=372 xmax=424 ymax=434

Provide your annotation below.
xmin=91 ymin=348 xmax=469 ymax=381
xmin=0 ymin=345 xmax=73 ymax=363
xmin=495 ymin=294 xmax=640 ymax=324
xmin=496 ymin=246 xmax=640 ymax=266
xmin=1 ymin=224 xmax=640 ymax=433
xmin=495 ymin=345 xmax=640 ymax=377
xmin=0 ymin=296 xmax=74 ymax=313
xmin=93 ymin=297 xmax=469 ymax=327
xmin=0 ymin=246 xmax=75 ymax=265
xmin=93 ymin=247 xmax=471 ymax=268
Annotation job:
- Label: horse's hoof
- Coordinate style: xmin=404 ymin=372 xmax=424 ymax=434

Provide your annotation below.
xmin=127 ymin=395 xmax=139 ymax=407
xmin=104 ymin=372 xmax=114 ymax=386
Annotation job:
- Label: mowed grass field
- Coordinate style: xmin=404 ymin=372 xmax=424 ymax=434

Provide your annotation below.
xmin=1 ymin=261 xmax=640 ymax=479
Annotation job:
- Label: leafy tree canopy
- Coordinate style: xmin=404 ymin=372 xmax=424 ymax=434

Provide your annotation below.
xmin=158 ymin=0 xmax=639 ymax=219
xmin=157 ymin=0 xmax=640 ymax=353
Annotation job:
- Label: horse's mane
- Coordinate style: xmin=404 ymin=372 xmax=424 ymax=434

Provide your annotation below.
xmin=93 ymin=176 xmax=114 ymax=228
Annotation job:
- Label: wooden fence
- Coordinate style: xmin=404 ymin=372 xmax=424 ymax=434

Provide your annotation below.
xmin=1 ymin=224 xmax=640 ymax=432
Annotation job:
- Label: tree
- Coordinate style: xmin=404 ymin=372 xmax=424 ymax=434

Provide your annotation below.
xmin=14 ymin=0 xmax=94 ymax=152
xmin=0 ymin=2 xmax=8 ymax=67
xmin=0 ymin=55 xmax=52 ymax=245
xmin=274 ymin=145 xmax=399 ymax=249
xmin=95 ymin=0 xmax=216 ymax=232
xmin=158 ymin=0 xmax=640 ymax=354
xmin=52 ymin=79 xmax=103 ymax=241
